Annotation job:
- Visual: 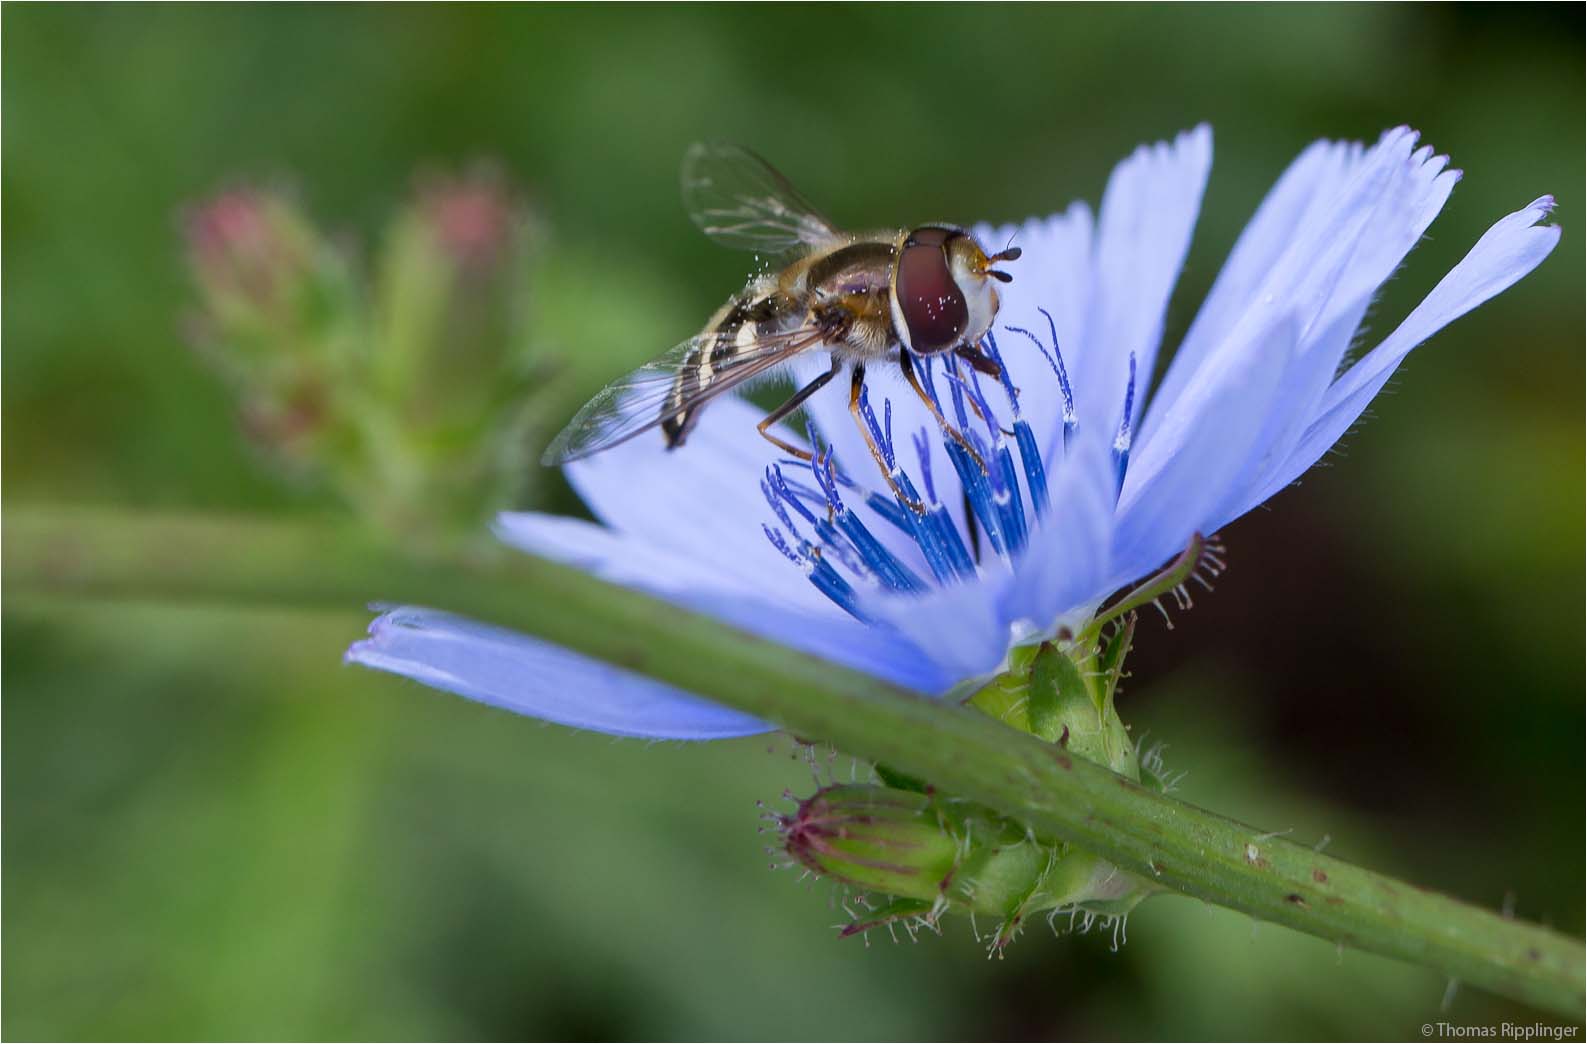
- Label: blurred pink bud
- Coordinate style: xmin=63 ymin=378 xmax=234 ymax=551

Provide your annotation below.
xmin=416 ymin=168 xmax=518 ymax=269
xmin=183 ymin=188 xmax=311 ymax=307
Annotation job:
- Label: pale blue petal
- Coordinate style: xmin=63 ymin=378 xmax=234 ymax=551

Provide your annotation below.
xmin=1319 ymin=142 xmax=1458 ymax=333
xmin=1254 ymin=195 xmax=1561 ymax=506
xmin=999 ymin=426 xmax=1117 ymax=634
xmin=1144 ymin=128 xmax=1455 ymax=447
xmin=493 ymin=513 xmax=954 ymax=692
xmin=858 ymin=577 xmax=1012 ymax=691
xmin=976 ymin=202 xmax=1095 ymax=458
xmin=1204 ymin=298 xmax=1370 ymax=529
xmin=563 ymin=394 xmax=807 ymax=590
xmin=1146 ymin=138 xmax=1366 ymax=434
xmin=494 ymin=510 xmax=834 ymax=615
xmin=1113 ymin=313 xmax=1298 ymax=580
xmin=1076 ymin=125 xmax=1211 ymax=435
xmin=346 ymin=607 xmax=771 ymax=739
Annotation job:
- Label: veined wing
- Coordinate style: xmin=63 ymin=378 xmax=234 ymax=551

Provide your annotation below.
xmin=681 ymin=143 xmax=843 ymax=255
xmin=542 ymin=325 xmax=831 ymax=465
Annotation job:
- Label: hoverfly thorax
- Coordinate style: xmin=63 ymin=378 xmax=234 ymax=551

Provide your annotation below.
xmin=890 ymin=225 xmax=1020 ymax=356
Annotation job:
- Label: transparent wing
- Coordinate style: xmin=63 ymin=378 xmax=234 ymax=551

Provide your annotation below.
xmin=681 ymin=143 xmax=843 ymax=255
xmin=542 ymin=325 xmax=831 ymax=465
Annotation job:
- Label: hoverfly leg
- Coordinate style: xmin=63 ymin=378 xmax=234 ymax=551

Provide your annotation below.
xmin=850 ymin=364 xmax=926 ymax=515
xmin=953 ymin=346 xmax=1016 ymax=437
xmin=898 ymin=352 xmax=986 ymax=473
xmin=755 ymin=357 xmax=844 ymax=462
xmin=954 ymin=344 xmax=1003 ymax=382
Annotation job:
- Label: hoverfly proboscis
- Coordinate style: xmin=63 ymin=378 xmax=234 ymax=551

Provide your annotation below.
xmin=542 ymin=144 xmax=1023 ymax=513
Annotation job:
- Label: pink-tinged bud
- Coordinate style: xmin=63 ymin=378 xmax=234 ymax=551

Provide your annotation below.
xmin=415 ymin=167 xmax=519 ymax=271
xmin=779 ymin=783 xmax=1154 ymax=948
xmin=782 ymin=785 xmax=964 ymax=901
xmin=181 ymin=164 xmax=547 ymax=541
xmin=365 ymin=165 xmax=539 ymax=464
xmin=784 ymin=630 xmax=1160 ymax=947
xmin=183 ymin=188 xmax=316 ymax=313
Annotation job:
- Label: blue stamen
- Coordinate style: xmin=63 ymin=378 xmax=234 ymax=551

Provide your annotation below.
xmin=863 ymin=490 xmax=913 ymax=534
xmin=764 ymin=468 xmax=816 ymax=530
xmin=983 ymin=333 xmax=1022 ymax=417
xmin=971 ymin=429 xmax=1026 ymax=557
xmin=812 ymin=451 xmax=925 ymax=593
xmin=809 ymin=554 xmax=867 ymax=621
xmin=889 ymin=471 xmax=959 ymax=584
xmin=1113 ymin=352 xmax=1137 ymax=497
xmin=918 ymin=354 xmax=944 ymax=412
xmin=810 ymin=449 xmax=845 ymax=515
xmin=928 ymin=503 xmax=976 ymax=579
xmin=1040 ymin=308 xmax=1077 ymax=430
xmin=946 ymin=357 xmax=972 ymax=432
xmin=912 ymin=427 xmax=937 ymax=504
xmin=946 ymin=437 xmax=1006 ymax=559
xmin=971 ymin=334 xmax=1047 ymax=520
xmin=758 ymin=305 xmax=1085 ymax=612
xmin=765 ymin=524 xmax=867 ymax=620
xmin=783 ymin=454 xmax=912 ymax=538
xmin=1006 ymin=309 xmax=1077 ymax=447
xmin=813 ymin=519 xmax=868 ymax=577
xmin=1013 ymin=418 xmax=1050 ymax=517
xmin=995 ymin=441 xmax=1028 ymax=554
xmin=836 ymin=511 xmax=927 ymax=593
xmin=761 ymin=480 xmax=801 ymax=540
xmin=763 ymin=524 xmax=801 ymax=564
xmin=858 ymin=386 xmax=895 ymax=470
xmin=964 ymin=365 xmax=1001 ymax=445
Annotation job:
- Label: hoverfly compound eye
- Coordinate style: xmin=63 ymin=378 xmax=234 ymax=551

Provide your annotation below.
xmin=895 ymin=226 xmax=969 ymax=354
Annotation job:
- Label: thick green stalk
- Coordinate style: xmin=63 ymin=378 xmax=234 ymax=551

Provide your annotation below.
xmin=6 ymin=506 xmax=1582 ymax=1017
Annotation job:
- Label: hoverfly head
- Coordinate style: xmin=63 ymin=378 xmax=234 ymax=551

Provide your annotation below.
xmin=891 ymin=226 xmax=1019 ymax=354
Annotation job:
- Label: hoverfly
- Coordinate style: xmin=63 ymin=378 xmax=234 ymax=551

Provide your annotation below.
xmin=542 ymin=144 xmax=1022 ymax=509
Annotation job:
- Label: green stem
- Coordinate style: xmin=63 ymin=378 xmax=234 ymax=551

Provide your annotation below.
xmin=6 ymin=506 xmax=1582 ymax=1017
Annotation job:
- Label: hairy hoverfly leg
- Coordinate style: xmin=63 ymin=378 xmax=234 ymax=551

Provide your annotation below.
xmin=898 ymin=351 xmax=986 ymax=473
xmin=954 ymin=344 xmax=1003 ymax=381
xmin=953 ymin=345 xmax=1016 ymax=436
xmin=849 ymin=364 xmax=926 ymax=515
xmin=755 ymin=357 xmax=843 ymax=462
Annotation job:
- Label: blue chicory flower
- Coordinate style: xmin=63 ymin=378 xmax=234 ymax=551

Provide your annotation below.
xmin=346 ymin=126 xmax=1558 ymax=740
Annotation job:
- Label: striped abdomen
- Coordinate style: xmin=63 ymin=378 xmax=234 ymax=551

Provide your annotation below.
xmin=660 ymin=236 xmax=901 ymax=450
xmin=661 ymin=286 xmax=802 ymax=449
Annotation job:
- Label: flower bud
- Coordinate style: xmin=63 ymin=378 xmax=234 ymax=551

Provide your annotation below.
xmin=370 ymin=167 xmax=534 ymax=411
xmin=183 ymin=187 xmax=360 ymax=471
xmin=184 ymin=188 xmax=318 ymax=318
xmin=182 ymin=167 xmax=550 ymax=543
xmin=781 ymin=783 xmax=1153 ymax=947
xmin=419 ymin=168 xmax=517 ymax=270
xmin=357 ymin=167 xmax=547 ymax=539
xmin=780 ymin=620 xmax=1161 ymax=946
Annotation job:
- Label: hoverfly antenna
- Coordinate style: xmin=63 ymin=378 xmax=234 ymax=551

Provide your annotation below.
xmin=983 ymin=242 xmax=1022 ymax=282
xmin=985 ymin=242 xmax=1021 ymax=283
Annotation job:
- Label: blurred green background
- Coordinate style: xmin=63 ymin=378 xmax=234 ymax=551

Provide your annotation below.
xmin=4 ymin=4 xmax=1582 ymax=1039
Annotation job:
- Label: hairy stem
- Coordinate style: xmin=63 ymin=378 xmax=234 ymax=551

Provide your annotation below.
xmin=6 ymin=506 xmax=1582 ymax=1017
